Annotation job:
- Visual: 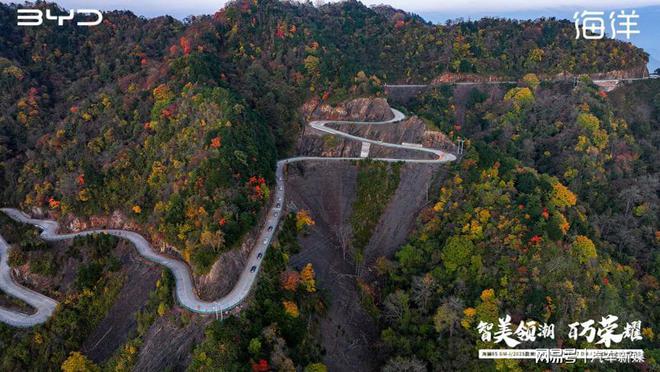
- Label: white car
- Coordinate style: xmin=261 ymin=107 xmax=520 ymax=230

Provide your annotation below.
xmin=263 ymin=239 xmax=268 ymax=245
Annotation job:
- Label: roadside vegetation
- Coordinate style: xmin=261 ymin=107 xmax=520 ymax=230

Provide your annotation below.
xmin=350 ymin=160 xmax=401 ymax=273
xmin=0 ymin=216 xmax=134 ymax=370
xmin=188 ymin=213 xmax=327 ymax=371
xmin=102 ymin=270 xmax=174 ymax=372
xmin=0 ymin=234 xmax=124 ymax=370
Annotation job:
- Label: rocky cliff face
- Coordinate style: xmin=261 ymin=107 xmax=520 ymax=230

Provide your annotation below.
xmin=302 ymin=97 xmax=394 ymax=122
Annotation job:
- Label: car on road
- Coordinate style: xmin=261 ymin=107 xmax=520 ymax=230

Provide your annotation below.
xmin=279 ymin=186 xmax=283 ymax=191
xmin=268 ymin=226 xmax=273 ymax=231
xmin=257 ymin=253 xmax=263 ymax=259
xmin=274 ymin=211 xmax=279 ymax=217
xmin=263 ymin=239 xmax=268 ymax=245
xmin=250 ymin=265 xmax=257 ymax=273
xmin=276 ymin=203 xmax=281 ymax=208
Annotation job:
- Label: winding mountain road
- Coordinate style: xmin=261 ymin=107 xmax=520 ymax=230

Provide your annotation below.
xmin=0 ymin=234 xmax=58 ymax=327
xmin=383 ymin=75 xmax=656 ymax=89
xmin=0 ymin=107 xmax=456 ymax=327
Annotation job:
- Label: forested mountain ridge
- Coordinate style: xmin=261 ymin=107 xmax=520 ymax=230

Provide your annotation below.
xmin=0 ymin=0 xmax=649 ymax=273
xmin=373 ymin=77 xmax=659 ymax=370
xmin=0 ymin=1 xmax=657 ymax=371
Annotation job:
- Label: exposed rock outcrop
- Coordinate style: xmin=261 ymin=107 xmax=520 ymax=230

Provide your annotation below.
xmin=302 ymin=97 xmax=394 ymax=122
xmin=133 ymin=315 xmax=207 ymax=372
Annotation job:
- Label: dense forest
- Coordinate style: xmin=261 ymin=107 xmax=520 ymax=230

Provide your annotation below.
xmin=0 ymin=0 xmax=648 ymax=272
xmin=373 ymin=78 xmax=659 ymax=370
xmin=0 ymin=0 xmax=657 ymax=371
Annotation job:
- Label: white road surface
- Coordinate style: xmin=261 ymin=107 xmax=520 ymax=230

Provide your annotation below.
xmin=0 ymin=234 xmax=58 ymax=327
xmin=0 ymin=107 xmax=456 ymax=327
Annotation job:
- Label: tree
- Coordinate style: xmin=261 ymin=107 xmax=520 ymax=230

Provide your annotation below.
xmin=61 ymin=352 xmax=99 ymax=372
xmin=550 ymin=181 xmax=577 ymax=208
xmin=248 ymin=338 xmax=262 ymax=356
xmin=303 ymin=55 xmax=321 ymax=78
xmin=300 ymin=263 xmax=316 ymax=292
xmin=433 ymin=297 xmax=464 ymax=336
xmin=383 ymin=290 xmax=409 ymax=323
xmin=522 ymin=73 xmax=540 ymax=89
xmin=296 ymin=210 xmax=315 ymax=232
xmin=411 ymin=274 xmax=435 ymax=310
xmin=179 ymin=36 xmax=191 ymax=55
xmin=573 ymin=235 xmax=597 ymax=263
xmin=251 ymin=359 xmax=270 ymax=372
xmin=304 ymin=363 xmax=328 ymax=372
xmin=504 ymin=87 xmax=534 ymax=110
xmin=441 ymin=236 xmax=474 ymax=272
xmin=280 ymin=271 xmax=300 ymax=291
xmin=576 ymin=112 xmax=600 ymax=133
xmin=475 ymin=289 xmax=499 ymax=324
xmin=547 ymin=212 xmax=569 ymax=241
xmin=382 ymin=356 xmax=426 ymax=372
xmin=157 ymin=302 xmax=168 ymax=317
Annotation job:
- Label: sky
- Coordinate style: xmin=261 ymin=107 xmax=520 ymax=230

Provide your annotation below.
xmin=3 ymin=0 xmax=659 ymax=71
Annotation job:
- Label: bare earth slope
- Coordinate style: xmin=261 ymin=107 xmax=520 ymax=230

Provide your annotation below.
xmin=287 ymin=160 xmax=444 ymax=371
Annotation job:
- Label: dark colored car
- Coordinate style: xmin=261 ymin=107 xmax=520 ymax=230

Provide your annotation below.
xmin=250 ymin=265 xmax=257 ymax=273
xmin=257 ymin=253 xmax=263 ymax=259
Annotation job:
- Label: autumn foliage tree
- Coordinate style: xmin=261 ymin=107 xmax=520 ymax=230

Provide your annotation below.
xmin=61 ymin=352 xmax=99 ymax=372
xmin=300 ymin=263 xmax=316 ymax=293
xmin=280 ymin=271 xmax=300 ymax=291
xmin=295 ymin=210 xmax=315 ymax=232
xmin=282 ymin=300 xmax=300 ymax=318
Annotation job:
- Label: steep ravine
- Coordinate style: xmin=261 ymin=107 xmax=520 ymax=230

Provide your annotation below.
xmin=286 ymin=160 xmax=445 ymax=371
xmin=285 ymin=97 xmax=452 ymax=371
